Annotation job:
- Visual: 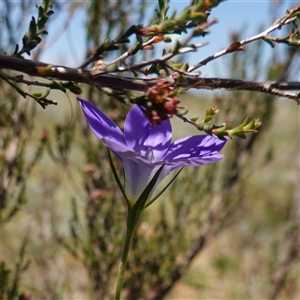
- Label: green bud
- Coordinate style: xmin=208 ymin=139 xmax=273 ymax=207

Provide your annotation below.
xmin=171 ymin=62 xmax=183 ymax=69
xmin=207 ymin=106 xmax=219 ymax=115
xmin=243 ymin=119 xmax=262 ymax=131
xmin=212 ymin=123 xmax=231 ymax=134
xmin=262 ymin=37 xmax=275 ymax=48
xmin=200 ymin=123 xmax=214 ymax=132
xmin=204 ymin=106 xmax=219 ymax=123
xmin=177 ymin=108 xmax=189 ymax=115
xmin=228 ymin=128 xmax=246 ymax=139
xmin=288 ymin=40 xmax=300 ymax=47
xmin=33 ymin=92 xmax=43 ymax=97
xmin=276 ymin=33 xmax=292 ymax=41
xmin=190 ymin=116 xmax=199 ymax=122
xmin=101 ymin=87 xmax=113 ymax=95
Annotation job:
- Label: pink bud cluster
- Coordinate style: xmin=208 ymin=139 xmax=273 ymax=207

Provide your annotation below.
xmin=145 ymin=80 xmax=180 ymax=125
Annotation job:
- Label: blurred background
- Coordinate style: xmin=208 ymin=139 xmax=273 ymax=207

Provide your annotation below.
xmin=1 ymin=1 xmax=299 ymax=299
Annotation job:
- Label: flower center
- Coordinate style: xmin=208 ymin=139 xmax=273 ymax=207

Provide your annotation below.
xmin=145 ymin=149 xmax=153 ymax=161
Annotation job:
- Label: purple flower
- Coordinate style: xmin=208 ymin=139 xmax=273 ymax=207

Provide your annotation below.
xmin=78 ymin=98 xmax=227 ymax=202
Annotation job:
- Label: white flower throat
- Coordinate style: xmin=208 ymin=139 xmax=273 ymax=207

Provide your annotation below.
xmin=145 ymin=149 xmax=154 ymax=161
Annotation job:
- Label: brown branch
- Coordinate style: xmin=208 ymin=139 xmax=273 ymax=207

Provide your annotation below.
xmin=0 ymin=54 xmax=299 ymax=103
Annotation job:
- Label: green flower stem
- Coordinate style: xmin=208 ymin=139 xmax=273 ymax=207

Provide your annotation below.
xmin=114 ymin=165 xmax=165 ymax=299
xmin=114 ymin=206 xmax=142 ymax=300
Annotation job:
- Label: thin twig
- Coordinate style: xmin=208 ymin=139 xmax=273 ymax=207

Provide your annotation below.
xmin=188 ymin=16 xmax=298 ymax=72
xmin=0 ymin=70 xmax=57 ymax=106
xmin=2 ymin=72 xmax=54 ymax=88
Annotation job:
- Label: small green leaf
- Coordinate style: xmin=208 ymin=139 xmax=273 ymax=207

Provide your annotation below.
xmin=291 ymin=11 xmax=300 ymax=18
xmin=27 ymin=37 xmax=41 ymax=51
xmin=64 ymin=82 xmax=82 ymax=95
xmin=49 ymin=81 xmax=66 ymax=92
xmin=164 ymin=36 xmax=172 ymax=43
xmin=46 ymin=10 xmax=54 ymax=17
xmin=37 ymin=30 xmax=48 ymax=36
xmin=148 ymin=64 xmax=160 ymax=75
xmin=38 ymin=5 xmax=44 ymax=19
xmin=145 ymin=167 xmax=183 ymax=208
xmin=120 ymin=25 xmax=140 ymax=39
xmin=189 ymin=12 xmax=207 ymax=21
xmin=22 ymin=34 xmax=29 ymax=46
xmin=43 ymin=0 xmax=50 ymax=11
xmin=38 ymin=15 xmax=48 ymax=29
xmin=105 ymin=44 xmax=119 ymax=51
xmin=181 ymin=62 xmax=189 ymax=71
xmin=107 ymin=149 xmax=130 ymax=207
xmin=42 ymin=88 xmax=50 ymax=98
xmin=161 ymin=20 xmax=175 ymax=32
xmin=158 ymin=0 xmax=165 ymax=11
xmin=29 ymin=17 xmax=37 ymax=37
xmin=176 ymin=7 xmax=190 ymax=22
xmin=128 ymin=42 xmax=141 ymax=56
xmin=173 ymin=40 xmax=181 ymax=53
xmin=134 ymin=165 xmax=165 ymax=211
xmin=13 ymin=44 xmax=19 ymax=55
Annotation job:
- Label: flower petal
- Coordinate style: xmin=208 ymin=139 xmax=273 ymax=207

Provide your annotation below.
xmin=120 ymin=157 xmax=161 ymax=201
xmin=124 ymin=105 xmax=172 ymax=161
xmin=102 ymin=138 xmax=149 ymax=164
xmin=163 ymin=135 xmax=227 ymax=164
xmin=77 ymin=98 xmax=126 ymax=145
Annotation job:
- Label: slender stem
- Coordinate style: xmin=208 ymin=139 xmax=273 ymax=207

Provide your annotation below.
xmin=114 ymin=206 xmax=141 ymax=300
